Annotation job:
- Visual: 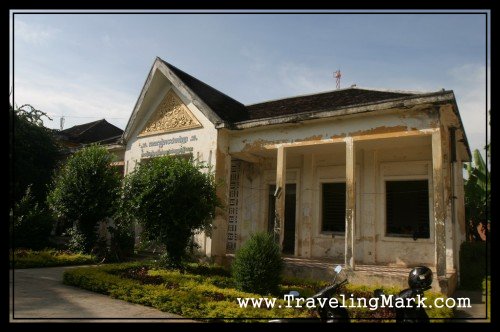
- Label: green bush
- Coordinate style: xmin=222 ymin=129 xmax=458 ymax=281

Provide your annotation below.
xmin=107 ymin=222 xmax=135 ymax=261
xmin=63 ymin=262 xmax=307 ymax=321
xmin=12 ymin=186 xmax=54 ymax=250
xmin=10 ymin=249 xmax=96 ymax=268
xmin=232 ymin=232 xmax=284 ymax=295
xmin=12 ymin=104 xmax=60 ymax=205
xmin=459 ymin=241 xmax=490 ymax=290
xmin=121 ymin=156 xmax=220 ymax=268
xmin=63 ymin=262 xmax=453 ymax=321
xmin=47 ymin=145 xmax=121 ymax=254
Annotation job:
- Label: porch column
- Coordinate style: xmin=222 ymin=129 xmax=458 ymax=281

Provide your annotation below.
xmin=432 ymin=128 xmax=447 ymax=278
xmin=275 ymin=145 xmax=287 ymax=250
xmin=345 ymin=137 xmax=356 ymax=270
xmin=211 ymin=134 xmax=232 ymax=262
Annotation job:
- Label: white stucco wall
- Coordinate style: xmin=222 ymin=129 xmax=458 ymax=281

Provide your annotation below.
xmin=124 ymin=80 xmax=219 ymax=256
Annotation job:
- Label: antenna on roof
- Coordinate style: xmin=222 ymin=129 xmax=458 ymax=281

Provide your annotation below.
xmin=60 ymin=116 xmax=65 ymax=130
xmin=334 ymin=70 xmax=341 ymax=89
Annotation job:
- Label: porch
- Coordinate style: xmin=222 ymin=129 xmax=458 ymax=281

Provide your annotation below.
xmin=224 ymin=254 xmax=457 ymax=295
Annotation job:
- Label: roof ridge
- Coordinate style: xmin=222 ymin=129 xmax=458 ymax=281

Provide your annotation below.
xmin=160 ymin=59 xmax=246 ymax=108
xmin=244 ymin=86 xmax=423 ymax=107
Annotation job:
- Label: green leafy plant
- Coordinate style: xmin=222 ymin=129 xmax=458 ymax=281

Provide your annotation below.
xmin=12 ymin=186 xmax=54 ymax=250
xmin=47 ymin=145 xmax=121 ymax=254
xmin=232 ymin=232 xmax=284 ymax=295
xmin=12 ymin=104 xmax=60 ymax=205
xmin=11 ymin=249 xmax=96 ymax=268
xmin=121 ymin=156 xmax=220 ymax=268
xmin=463 ymin=148 xmax=490 ymax=241
xmin=63 ymin=262 xmax=453 ymax=321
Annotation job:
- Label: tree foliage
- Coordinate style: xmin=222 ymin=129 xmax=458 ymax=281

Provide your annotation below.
xmin=122 ymin=156 xmax=220 ymax=268
xmin=11 ymin=186 xmax=54 ymax=250
xmin=12 ymin=104 xmax=60 ymax=204
xmin=232 ymin=232 xmax=284 ymax=295
xmin=464 ymin=148 xmax=490 ymax=241
xmin=47 ymin=145 xmax=121 ymax=253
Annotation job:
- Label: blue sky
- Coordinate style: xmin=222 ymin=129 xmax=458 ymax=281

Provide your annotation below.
xmin=10 ymin=12 xmax=489 ymax=156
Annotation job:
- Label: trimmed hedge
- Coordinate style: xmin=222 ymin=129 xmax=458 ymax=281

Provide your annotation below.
xmin=63 ymin=262 xmax=453 ymax=321
xmin=63 ymin=262 xmax=308 ymax=321
xmin=10 ymin=249 xmax=96 ymax=269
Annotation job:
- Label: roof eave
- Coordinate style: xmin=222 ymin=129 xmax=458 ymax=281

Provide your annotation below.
xmin=123 ymin=59 xmax=160 ymax=142
xmin=219 ymin=91 xmax=455 ymax=130
xmin=449 ymin=92 xmax=472 ymax=162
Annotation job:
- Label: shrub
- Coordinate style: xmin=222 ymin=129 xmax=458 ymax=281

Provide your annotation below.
xmin=10 ymin=249 xmax=96 ymax=268
xmin=232 ymin=232 xmax=284 ymax=295
xmin=121 ymin=156 xmax=220 ymax=268
xmin=12 ymin=104 xmax=60 ymax=205
xmin=12 ymin=186 xmax=54 ymax=250
xmin=63 ymin=262 xmax=453 ymax=321
xmin=47 ymin=145 xmax=121 ymax=254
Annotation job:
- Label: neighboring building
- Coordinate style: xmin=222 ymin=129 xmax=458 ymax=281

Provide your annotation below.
xmin=122 ymin=57 xmax=471 ymax=294
xmin=55 ymin=119 xmax=125 ymax=174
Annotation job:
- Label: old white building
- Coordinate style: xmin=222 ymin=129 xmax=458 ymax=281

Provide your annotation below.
xmin=122 ymin=57 xmax=471 ymax=294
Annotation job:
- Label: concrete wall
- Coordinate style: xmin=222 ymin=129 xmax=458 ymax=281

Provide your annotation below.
xmin=124 ymin=77 xmax=219 ymax=257
xmin=230 ymin=107 xmax=459 ymax=269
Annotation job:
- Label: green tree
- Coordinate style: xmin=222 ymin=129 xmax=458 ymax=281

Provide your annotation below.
xmin=464 ymin=148 xmax=490 ymax=241
xmin=47 ymin=145 xmax=121 ymax=253
xmin=122 ymin=156 xmax=219 ymax=268
xmin=11 ymin=104 xmax=60 ymax=204
xmin=232 ymin=232 xmax=284 ymax=295
xmin=11 ymin=186 xmax=54 ymax=250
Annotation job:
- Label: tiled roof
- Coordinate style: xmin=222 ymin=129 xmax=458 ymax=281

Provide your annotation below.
xmin=245 ymin=88 xmax=416 ymax=121
xmin=160 ymin=60 xmax=420 ymax=123
xmin=59 ymin=119 xmax=123 ymax=144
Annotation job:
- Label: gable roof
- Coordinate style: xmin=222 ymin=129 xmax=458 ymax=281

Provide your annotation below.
xmin=123 ymin=58 xmax=470 ymax=160
xmin=59 ymin=119 xmax=123 ymax=144
xmin=160 ymin=59 xmax=248 ymax=123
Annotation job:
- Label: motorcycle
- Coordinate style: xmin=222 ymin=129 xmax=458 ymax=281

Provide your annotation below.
xmin=373 ymin=266 xmax=433 ymax=323
xmin=269 ymin=265 xmax=350 ymax=323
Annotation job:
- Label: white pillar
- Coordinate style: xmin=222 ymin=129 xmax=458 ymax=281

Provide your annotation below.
xmin=275 ymin=145 xmax=287 ymax=250
xmin=345 ymin=137 xmax=356 ymax=270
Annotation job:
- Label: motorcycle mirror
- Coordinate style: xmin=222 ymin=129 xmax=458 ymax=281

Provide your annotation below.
xmin=334 ymin=265 xmax=342 ymax=274
xmin=288 ymin=291 xmax=300 ymax=298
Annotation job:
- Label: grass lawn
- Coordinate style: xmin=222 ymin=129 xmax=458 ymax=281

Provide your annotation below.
xmin=63 ymin=262 xmax=453 ymax=322
xmin=10 ymin=249 xmax=96 ymax=269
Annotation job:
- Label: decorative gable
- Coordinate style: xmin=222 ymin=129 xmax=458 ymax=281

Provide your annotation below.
xmin=138 ymin=89 xmax=202 ymax=137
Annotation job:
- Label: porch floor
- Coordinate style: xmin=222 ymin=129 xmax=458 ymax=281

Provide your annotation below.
xmin=223 ymin=254 xmax=455 ymax=295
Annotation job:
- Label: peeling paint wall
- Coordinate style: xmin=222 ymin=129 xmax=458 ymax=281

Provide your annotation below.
xmin=230 ymin=107 xmax=458 ymax=268
xmin=229 ymin=109 xmax=435 ymax=153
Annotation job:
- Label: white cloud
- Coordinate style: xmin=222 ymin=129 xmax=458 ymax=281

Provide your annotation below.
xmin=14 ymin=20 xmax=59 ymax=45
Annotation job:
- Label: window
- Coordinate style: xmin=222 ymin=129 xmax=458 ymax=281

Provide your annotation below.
xmin=322 ymin=182 xmax=346 ymax=232
xmin=386 ymin=180 xmax=430 ymax=239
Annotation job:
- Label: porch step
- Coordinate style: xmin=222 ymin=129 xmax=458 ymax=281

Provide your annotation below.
xmin=282 ymin=257 xmax=454 ymax=295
